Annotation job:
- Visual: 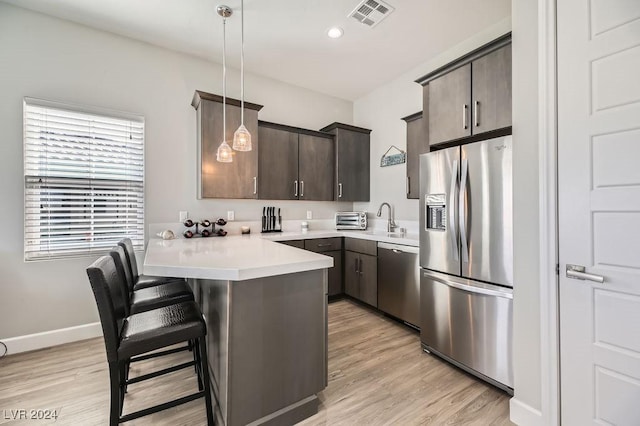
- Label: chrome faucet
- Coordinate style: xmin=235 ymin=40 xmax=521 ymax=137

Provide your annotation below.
xmin=376 ymin=202 xmax=397 ymax=233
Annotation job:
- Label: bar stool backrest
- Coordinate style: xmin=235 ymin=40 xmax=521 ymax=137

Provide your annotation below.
xmin=110 ymin=246 xmax=135 ymax=295
xmin=86 ymin=256 xmax=127 ymax=363
xmin=118 ymin=238 xmax=140 ymax=280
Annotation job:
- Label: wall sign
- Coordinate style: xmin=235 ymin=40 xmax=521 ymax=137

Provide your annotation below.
xmin=380 ymin=145 xmax=406 ymax=167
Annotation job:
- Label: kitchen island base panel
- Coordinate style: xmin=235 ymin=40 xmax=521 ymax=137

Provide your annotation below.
xmin=193 ymin=268 xmax=328 ymax=426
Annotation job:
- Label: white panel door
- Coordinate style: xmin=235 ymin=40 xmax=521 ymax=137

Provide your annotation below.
xmin=558 ymin=1 xmax=640 ymax=425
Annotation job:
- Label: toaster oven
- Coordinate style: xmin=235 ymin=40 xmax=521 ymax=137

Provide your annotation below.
xmin=335 ymin=211 xmax=367 ymax=230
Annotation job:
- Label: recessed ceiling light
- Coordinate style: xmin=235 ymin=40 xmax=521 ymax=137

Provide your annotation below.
xmin=327 ymin=27 xmax=344 ymax=39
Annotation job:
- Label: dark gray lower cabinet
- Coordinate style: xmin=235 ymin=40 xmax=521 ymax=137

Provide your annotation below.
xmin=325 ymin=251 xmax=343 ymax=296
xmin=304 ymin=238 xmax=343 ymax=297
xmin=279 ymin=240 xmax=304 ymax=249
xmin=344 ymin=250 xmax=377 ymax=307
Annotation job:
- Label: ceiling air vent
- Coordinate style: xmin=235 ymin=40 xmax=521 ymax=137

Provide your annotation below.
xmin=349 ymin=0 xmax=394 ymax=27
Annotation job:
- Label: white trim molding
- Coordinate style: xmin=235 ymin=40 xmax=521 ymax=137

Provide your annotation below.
xmin=1 ymin=322 xmax=102 ymax=356
xmin=510 ymin=398 xmax=544 ymax=426
xmin=537 ymin=0 xmax=560 ymax=425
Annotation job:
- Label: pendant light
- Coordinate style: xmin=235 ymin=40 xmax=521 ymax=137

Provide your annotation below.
xmin=232 ymin=0 xmax=252 ymax=151
xmin=216 ymin=5 xmax=233 ymax=163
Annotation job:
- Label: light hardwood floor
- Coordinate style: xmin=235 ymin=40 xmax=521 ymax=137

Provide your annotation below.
xmin=0 ymin=299 xmax=512 ymax=425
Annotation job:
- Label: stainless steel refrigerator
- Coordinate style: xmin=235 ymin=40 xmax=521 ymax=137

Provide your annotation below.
xmin=419 ymin=135 xmax=513 ymax=393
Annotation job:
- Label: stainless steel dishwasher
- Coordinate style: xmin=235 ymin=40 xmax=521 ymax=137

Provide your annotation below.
xmin=377 ymin=242 xmax=420 ymax=328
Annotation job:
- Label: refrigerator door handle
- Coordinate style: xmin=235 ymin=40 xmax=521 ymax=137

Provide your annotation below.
xmin=423 ymin=270 xmax=513 ymax=299
xmin=449 ymin=159 xmax=459 ymax=261
xmin=459 ymin=159 xmax=469 ymax=263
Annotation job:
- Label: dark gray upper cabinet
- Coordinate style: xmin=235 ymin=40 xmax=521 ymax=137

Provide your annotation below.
xmin=471 ymin=44 xmax=512 ymax=134
xmin=192 ymin=91 xmax=263 ymax=199
xmin=417 ymin=34 xmax=512 ymax=147
xmin=320 ymin=123 xmax=372 ymax=202
xmin=298 ymin=134 xmax=334 ymax=201
xmin=428 ymin=64 xmax=472 ymax=145
xmin=258 ymin=121 xmax=334 ymax=201
xmin=402 ymin=112 xmax=429 ymax=199
xmin=258 ymin=125 xmax=299 ymax=200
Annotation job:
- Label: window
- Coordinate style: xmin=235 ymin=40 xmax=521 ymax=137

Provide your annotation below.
xmin=24 ymin=98 xmax=144 ymax=261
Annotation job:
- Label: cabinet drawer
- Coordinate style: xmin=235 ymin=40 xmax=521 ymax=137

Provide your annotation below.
xmin=344 ymin=238 xmax=377 ymax=256
xmin=304 ymin=237 xmax=343 ymax=253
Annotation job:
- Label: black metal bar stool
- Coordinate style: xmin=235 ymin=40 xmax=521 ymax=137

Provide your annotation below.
xmin=118 ymin=238 xmax=184 ymax=290
xmin=86 ymin=256 xmax=214 ymax=425
xmin=109 ymin=246 xmax=193 ymax=315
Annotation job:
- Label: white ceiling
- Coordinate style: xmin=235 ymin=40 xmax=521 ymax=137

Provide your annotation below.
xmin=2 ymin=0 xmax=511 ymax=101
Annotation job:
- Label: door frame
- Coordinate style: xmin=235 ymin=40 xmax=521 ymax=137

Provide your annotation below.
xmin=538 ymin=0 xmax=560 ymax=425
xmin=538 ymin=0 xmax=560 ymax=424
xmin=511 ymin=0 xmax=561 ymax=425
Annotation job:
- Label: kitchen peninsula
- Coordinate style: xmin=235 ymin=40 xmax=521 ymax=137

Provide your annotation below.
xmin=143 ymin=236 xmax=332 ymax=426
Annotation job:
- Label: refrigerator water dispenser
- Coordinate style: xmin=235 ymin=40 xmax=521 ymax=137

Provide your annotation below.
xmin=425 ymin=194 xmax=446 ymax=231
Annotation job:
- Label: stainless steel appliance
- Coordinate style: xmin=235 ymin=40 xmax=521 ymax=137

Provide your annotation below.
xmin=419 ymin=135 xmax=514 ymax=393
xmin=377 ymin=242 xmax=420 ymax=328
xmin=335 ymin=211 xmax=367 ymax=230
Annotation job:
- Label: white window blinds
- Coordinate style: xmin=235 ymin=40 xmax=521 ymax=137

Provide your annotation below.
xmin=24 ymin=98 xmax=145 ymax=261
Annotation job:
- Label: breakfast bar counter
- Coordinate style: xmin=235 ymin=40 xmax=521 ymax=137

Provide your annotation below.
xmin=143 ymin=236 xmax=332 ymax=426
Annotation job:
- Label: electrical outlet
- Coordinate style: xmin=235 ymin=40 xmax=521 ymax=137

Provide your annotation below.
xmin=306 ymin=210 xmax=313 ymax=220
xmin=179 ymin=211 xmax=188 ymax=222
xmin=227 ymin=211 xmax=235 ymax=221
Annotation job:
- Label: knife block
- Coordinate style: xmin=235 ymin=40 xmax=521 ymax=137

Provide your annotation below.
xmin=261 ymin=206 xmax=282 ymax=233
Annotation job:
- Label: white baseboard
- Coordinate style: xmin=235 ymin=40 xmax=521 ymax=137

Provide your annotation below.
xmin=1 ymin=322 xmax=102 ymax=356
xmin=510 ymin=397 xmax=544 ymax=426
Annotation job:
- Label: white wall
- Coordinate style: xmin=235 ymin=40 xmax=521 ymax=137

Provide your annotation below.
xmin=0 ymin=3 xmax=353 ymax=341
xmin=352 ymin=18 xmax=512 ymax=220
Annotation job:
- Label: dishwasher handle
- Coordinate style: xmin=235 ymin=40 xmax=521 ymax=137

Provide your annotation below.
xmin=378 ymin=242 xmax=419 ymax=255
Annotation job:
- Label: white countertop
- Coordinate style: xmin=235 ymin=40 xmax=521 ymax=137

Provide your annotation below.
xmin=143 ymin=229 xmax=419 ymax=282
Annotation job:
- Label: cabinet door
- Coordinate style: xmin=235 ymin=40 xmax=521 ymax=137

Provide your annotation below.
xmin=326 ymin=250 xmax=343 ymax=297
xmin=405 ymin=115 xmax=428 ymax=199
xmin=298 ymin=134 xmax=334 ymax=201
xmin=428 ymin=64 xmax=472 ymax=145
xmin=258 ymin=126 xmax=299 ymax=200
xmin=344 ymin=251 xmax=359 ymax=299
xmin=200 ymin=100 xmax=259 ymax=198
xmin=472 ymin=44 xmax=512 ymax=134
xmin=358 ymin=254 xmax=378 ymax=307
xmin=336 ymin=129 xmax=370 ymax=201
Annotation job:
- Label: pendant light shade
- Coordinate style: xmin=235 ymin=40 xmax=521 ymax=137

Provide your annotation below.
xmin=232 ymin=124 xmax=252 ymax=151
xmin=216 ymin=140 xmax=233 ymax=162
xmin=232 ymin=0 xmax=252 ymax=151
xmin=217 ymin=6 xmax=233 ymax=163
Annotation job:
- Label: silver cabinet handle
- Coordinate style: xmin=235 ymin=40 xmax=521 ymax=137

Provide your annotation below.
xmin=459 ymin=159 xmax=469 ymax=263
xmin=406 ymin=176 xmax=410 ymax=196
xmin=462 ymin=104 xmax=468 ymax=129
xmin=359 ymin=258 xmax=363 ymax=275
xmin=294 ymin=180 xmax=298 ymax=197
xmin=449 ymin=159 xmax=459 ymax=261
xmin=474 ymin=101 xmax=480 ymax=127
xmin=300 ymin=180 xmax=304 ymax=197
xmin=338 ymin=183 xmax=343 ymax=198
xmin=392 ymin=249 xmax=403 ymax=254
xmin=317 ymin=243 xmax=332 ymax=247
xmin=354 ymin=257 xmax=359 ymax=273
xmin=253 ymin=176 xmax=257 ymax=195
xmin=566 ymin=264 xmax=605 ymax=283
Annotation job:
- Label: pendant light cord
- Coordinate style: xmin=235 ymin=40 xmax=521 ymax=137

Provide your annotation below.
xmin=240 ymin=0 xmax=245 ymax=125
xmin=222 ymin=17 xmax=227 ymax=140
